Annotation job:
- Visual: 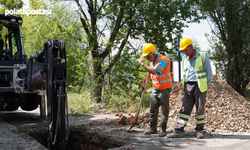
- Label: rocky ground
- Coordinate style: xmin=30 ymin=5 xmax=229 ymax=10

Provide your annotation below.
xmin=119 ymin=75 xmax=250 ymax=133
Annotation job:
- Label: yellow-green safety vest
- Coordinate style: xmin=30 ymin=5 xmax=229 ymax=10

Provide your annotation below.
xmin=1 ymin=26 xmax=6 ymax=46
xmin=182 ymin=52 xmax=208 ymax=92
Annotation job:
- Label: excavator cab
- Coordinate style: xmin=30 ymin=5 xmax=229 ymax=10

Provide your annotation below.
xmin=0 ymin=15 xmax=25 ymax=61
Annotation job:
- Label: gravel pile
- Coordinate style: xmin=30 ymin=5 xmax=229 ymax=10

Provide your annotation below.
xmin=121 ymin=75 xmax=250 ymax=133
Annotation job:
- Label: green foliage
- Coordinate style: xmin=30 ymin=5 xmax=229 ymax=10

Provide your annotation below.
xmin=67 ymin=88 xmax=151 ymax=115
xmin=105 ymin=50 xmax=141 ymax=94
xmin=102 ymin=93 xmax=130 ymax=112
xmin=128 ymin=0 xmax=206 ymax=53
xmin=198 ymin=0 xmax=250 ymax=96
xmin=206 ymin=33 xmax=227 ymax=80
xmin=0 ymin=0 xmax=24 ymax=14
xmin=67 ymin=47 xmax=92 ymax=92
xmin=98 ymin=46 xmax=154 ymax=112
xmin=101 ymin=86 xmax=151 ymax=113
xmin=20 ymin=0 xmax=91 ymax=90
xmin=101 ymin=45 xmax=156 ymax=103
xmin=67 ymin=90 xmax=91 ymax=115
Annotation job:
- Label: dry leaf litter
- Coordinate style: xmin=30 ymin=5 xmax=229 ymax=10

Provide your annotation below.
xmin=117 ymin=75 xmax=250 ymax=133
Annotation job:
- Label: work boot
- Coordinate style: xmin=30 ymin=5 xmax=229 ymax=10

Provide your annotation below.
xmin=144 ymin=123 xmax=157 ymax=134
xmin=196 ymin=131 xmax=204 ymax=139
xmin=144 ymin=128 xmax=157 ymax=134
xmin=158 ymin=129 xmax=166 ymax=137
xmin=166 ymin=132 xmax=185 ymax=138
xmin=158 ymin=123 xmax=166 ymax=137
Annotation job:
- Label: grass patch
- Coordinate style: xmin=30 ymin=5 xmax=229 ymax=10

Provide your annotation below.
xmin=102 ymin=88 xmax=152 ymax=113
xmin=102 ymin=94 xmax=130 ymax=112
xmin=67 ymin=90 xmax=91 ymax=115
xmin=67 ymin=89 xmax=152 ymax=115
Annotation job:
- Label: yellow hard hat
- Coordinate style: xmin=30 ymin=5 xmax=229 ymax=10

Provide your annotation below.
xmin=143 ymin=43 xmax=156 ymax=56
xmin=179 ymin=37 xmax=193 ymax=50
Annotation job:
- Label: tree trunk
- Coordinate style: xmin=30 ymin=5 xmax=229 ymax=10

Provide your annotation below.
xmin=91 ymin=59 xmax=104 ymax=103
xmin=226 ymin=45 xmax=248 ymax=96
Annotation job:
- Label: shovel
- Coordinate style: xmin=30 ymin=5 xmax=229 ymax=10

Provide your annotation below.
xmin=127 ymin=72 xmax=149 ymax=132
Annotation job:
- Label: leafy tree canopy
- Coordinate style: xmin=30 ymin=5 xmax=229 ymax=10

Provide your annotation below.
xmin=197 ymin=0 xmax=250 ymax=96
xmin=0 ymin=0 xmax=24 ymax=14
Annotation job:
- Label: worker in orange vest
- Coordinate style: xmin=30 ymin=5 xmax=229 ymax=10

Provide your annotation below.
xmin=137 ymin=43 xmax=172 ymax=137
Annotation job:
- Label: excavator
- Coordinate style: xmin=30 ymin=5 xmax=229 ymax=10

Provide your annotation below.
xmin=0 ymin=14 xmax=69 ymax=149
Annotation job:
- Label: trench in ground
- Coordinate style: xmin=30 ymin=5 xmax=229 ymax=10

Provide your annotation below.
xmin=29 ymin=129 xmax=123 ymax=150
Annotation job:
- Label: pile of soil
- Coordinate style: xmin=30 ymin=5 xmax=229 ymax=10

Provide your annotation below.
xmin=119 ymin=75 xmax=250 ymax=133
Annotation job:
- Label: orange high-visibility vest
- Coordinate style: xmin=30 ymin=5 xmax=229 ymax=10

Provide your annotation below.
xmin=151 ymin=55 xmax=172 ymax=90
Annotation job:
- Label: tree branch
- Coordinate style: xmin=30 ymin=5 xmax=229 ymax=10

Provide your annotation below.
xmin=103 ymin=17 xmax=135 ymax=75
xmin=97 ymin=0 xmax=105 ymax=13
xmin=100 ymin=6 xmax=124 ymax=58
xmin=75 ymin=0 xmax=93 ymax=41
xmin=85 ymin=0 xmax=90 ymax=9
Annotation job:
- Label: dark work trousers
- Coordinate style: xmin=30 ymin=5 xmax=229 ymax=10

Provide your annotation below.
xmin=0 ymin=40 xmax=3 ymax=60
xmin=174 ymin=82 xmax=207 ymax=133
xmin=150 ymin=88 xmax=171 ymax=129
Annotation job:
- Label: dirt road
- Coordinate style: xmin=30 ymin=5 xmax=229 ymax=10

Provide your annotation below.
xmin=1 ymin=108 xmax=250 ymax=150
xmin=0 ymin=108 xmax=46 ymax=150
xmin=70 ymin=113 xmax=250 ymax=150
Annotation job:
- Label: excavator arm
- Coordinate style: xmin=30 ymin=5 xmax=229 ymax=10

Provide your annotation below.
xmin=44 ymin=40 xmax=69 ymax=149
